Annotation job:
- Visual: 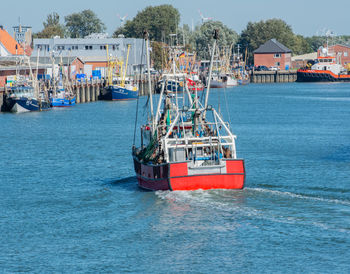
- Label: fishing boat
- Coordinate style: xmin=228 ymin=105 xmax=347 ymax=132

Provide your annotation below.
xmin=101 ymin=44 xmax=138 ymax=100
xmin=132 ymin=31 xmax=245 ymax=191
xmin=187 ymin=75 xmax=204 ymax=91
xmin=50 ymin=86 xmax=76 ymax=107
xmin=209 ymin=73 xmax=238 ymax=88
xmin=297 ymin=46 xmax=350 ymax=82
xmin=4 ymin=57 xmax=50 ymax=113
xmin=49 ymin=57 xmax=76 ymax=107
xmin=5 ymin=84 xmax=50 ymax=113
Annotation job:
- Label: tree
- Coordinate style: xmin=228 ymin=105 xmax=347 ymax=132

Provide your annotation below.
xmin=113 ymin=5 xmax=180 ymax=41
xmin=238 ymin=19 xmax=296 ymax=54
xmin=151 ymin=41 xmax=169 ymax=71
xmin=33 ymin=12 xmax=65 ymax=38
xmin=65 ymin=9 xmax=106 ymax=38
xmin=238 ymin=18 xmax=316 ymax=62
xmin=194 ymin=21 xmax=238 ymax=59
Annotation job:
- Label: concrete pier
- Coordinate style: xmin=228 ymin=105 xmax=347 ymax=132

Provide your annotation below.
xmin=251 ymin=70 xmax=297 ymax=83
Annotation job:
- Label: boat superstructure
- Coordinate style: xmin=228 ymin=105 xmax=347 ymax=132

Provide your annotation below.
xmin=132 ymin=30 xmax=245 ymax=191
xmin=49 ymin=55 xmax=76 ymax=107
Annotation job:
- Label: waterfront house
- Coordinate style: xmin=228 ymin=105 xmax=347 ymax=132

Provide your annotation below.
xmin=253 ymin=39 xmax=292 ymax=70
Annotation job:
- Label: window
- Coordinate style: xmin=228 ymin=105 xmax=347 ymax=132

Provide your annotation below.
xmin=85 ymin=45 xmax=93 ymax=50
xmin=72 ymin=45 xmax=78 ymax=50
xmin=274 ymin=53 xmax=281 ymax=58
xmin=344 ymin=52 xmax=348 ymax=57
xmin=100 ymin=45 xmax=106 ymax=50
xmin=275 ymin=62 xmax=280 ymax=66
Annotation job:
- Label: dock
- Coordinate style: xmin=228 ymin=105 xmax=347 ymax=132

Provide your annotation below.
xmin=0 ymin=77 xmax=156 ymax=111
xmin=250 ymin=70 xmax=297 ymax=83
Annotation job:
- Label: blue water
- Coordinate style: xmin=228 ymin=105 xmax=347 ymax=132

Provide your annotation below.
xmin=1 ymin=83 xmax=349 ymax=273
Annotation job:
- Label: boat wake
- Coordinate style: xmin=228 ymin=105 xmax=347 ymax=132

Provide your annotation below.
xmin=247 ymin=187 xmax=350 ymax=206
xmin=155 ymin=187 xmax=350 ymax=234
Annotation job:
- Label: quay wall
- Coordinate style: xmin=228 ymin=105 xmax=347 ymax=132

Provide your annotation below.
xmin=0 ymin=77 xmax=156 ymax=111
xmin=251 ymin=71 xmax=297 ymax=83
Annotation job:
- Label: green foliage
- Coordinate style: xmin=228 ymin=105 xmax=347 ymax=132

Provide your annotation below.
xmin=305 ymin=35 xmax=350 ymax=52
xmin=293 ymin=35 xmax=312 ymax=55
xmin=238 ymin=19 xmax=295 ymax=53
xmin=237 ymin=18 xmax=318 ymax=62
xmin=65 ymin=9 xmax=106 ymax=38
xmin=194 ymin=21 xmax=238 ymax=59
xmin=33 ymin=12 xmax=65 ymax=39
xmin=113 ymin=5 xmax=180 ymax=41
xmin=151 ymin=41 xmax=168 ymax=71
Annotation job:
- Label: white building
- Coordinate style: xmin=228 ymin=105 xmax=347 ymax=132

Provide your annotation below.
xmin=32 ymin=35 xmax=146 ymax=74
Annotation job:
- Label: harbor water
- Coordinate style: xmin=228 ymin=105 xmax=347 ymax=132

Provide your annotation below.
xmin=1 ymin=83 xmax=349 ymax=273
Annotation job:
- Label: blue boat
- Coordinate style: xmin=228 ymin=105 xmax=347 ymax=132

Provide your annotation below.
xmin=103 ymin=44 xmax=138 ymax=100
xmin=102 ymin=85 xmax=138 ymax=100
xmin=50 ymin=88 xmax=76 ymax=107
xmin=4 ymin=86 xmax=50 ymax=113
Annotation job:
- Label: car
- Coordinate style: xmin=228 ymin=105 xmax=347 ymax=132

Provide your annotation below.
xmin=269 ymin=66 xmax=280 ymax=71
xmin=255 ymin=65 xmax=269 ymax=71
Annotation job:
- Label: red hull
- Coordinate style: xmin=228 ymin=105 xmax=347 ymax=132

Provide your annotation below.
xmin=133 ymin=157 xmax=245 ymax=191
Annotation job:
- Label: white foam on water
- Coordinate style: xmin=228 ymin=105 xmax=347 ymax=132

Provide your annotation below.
xmin=283 ymin=96 xmax=350 ymax=102
xmin=155 ymin=188 xmax=350 ymax=234
xmin=246 ymin=187 xmax=350 ymax=206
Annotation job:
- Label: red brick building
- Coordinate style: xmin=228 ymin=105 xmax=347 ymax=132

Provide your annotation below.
xmin=254 ymin=39 xmax=292 ymax=70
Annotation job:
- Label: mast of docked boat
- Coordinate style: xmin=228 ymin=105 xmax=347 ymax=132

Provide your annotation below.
xmin=204 ymin=29 xmax=218 ymax=118
xmin=144 ymin=31 xmax=155 ymax=132
xmin=51 ymin=52 xmax=56 ymax=97
xmin=121 ymin=44 xmax=131 ymax=87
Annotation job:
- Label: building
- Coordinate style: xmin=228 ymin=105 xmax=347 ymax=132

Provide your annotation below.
xmin=13 ymin=25 xmax=32 ymax=47
xmin=0 ymin=26 xmax=24 ymax=56
xmin=0 ymin=56 xmax=48 ymax=87
xmin=29 ymin=56 xmax=85 ymax=79
xmin=291 ymin=52 xmax=317 ymax=69
xmin=32 ymin=36 xmax=146 ymax=77
xmin=254 ymin=39 xmax=292 ymax=70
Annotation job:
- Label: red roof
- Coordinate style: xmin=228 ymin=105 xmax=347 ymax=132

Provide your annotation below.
xmin=0 ymin=28 xmax=24 ymax=55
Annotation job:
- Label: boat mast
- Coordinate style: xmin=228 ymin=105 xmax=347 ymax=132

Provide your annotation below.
xmin=121 ymin=44 xmax=131 ymax=87
xmin=204 ymin=29 xmax=218 ymax=117
xmin=144 ymin=31 xmax=155 ymax=131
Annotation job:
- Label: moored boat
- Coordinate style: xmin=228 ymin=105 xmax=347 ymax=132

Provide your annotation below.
xmin=5 ymin=85 xmax=50 ymax=113
xmin=132 ymin=30 xmax=245 ymax=191
xmin=297 ymin=47 xmax=350 ymax=82
xmin=50 ymin=88 xmax=76 ymax=107
xmin=102 ymin=44 xmax=139 ymax=100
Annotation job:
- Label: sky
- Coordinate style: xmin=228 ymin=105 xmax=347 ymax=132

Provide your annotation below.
xmin=1 ymin=0 xmax=349 ymax=37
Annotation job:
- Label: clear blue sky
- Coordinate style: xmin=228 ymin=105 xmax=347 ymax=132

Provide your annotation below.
xmin=1 ymin=0 xmax=349 ymax=37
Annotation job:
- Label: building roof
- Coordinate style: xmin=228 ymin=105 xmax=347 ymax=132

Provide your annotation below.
xmin=29 ymin=56 xmax=83 ymax=65
xmin=291 ymin=52 xmax=317 ymax=61
xmin=0 ymin=56 xmax=50 ymax=71
xmin=78 ymin=56 xmax=108 ymax=63
xmin=0 ymin=28 xmax=24 ymax=55
xmin=254 ymin=39 xmax=292 ymax=54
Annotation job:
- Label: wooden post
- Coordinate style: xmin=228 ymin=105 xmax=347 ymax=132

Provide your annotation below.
xmin=76 ymin=86 xmax=80 ymax=103
xmin=81 ymin=84 xmax=85 ymax=103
